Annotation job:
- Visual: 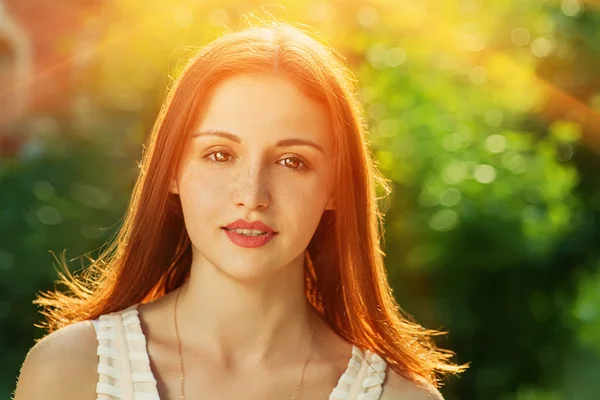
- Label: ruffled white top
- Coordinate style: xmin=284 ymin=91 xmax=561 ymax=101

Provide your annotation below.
xmin=90 ymin=304 xmax=388 ymax=400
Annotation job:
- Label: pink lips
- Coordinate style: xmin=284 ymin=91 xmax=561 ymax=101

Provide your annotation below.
xmin=222 ymin=219 xmax=278 ymax=248
xmin=223 ymin=219 xmax=276 ymax=232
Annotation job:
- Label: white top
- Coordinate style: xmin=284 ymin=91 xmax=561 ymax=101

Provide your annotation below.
xmin=90 ymin=304 xmax=388 ymax=400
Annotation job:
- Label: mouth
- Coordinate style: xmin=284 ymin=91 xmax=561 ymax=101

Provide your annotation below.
xmin=221 ymin=227 xmax=277 ymax=237
xmin=221 ymin=219 xmax=278 ymax=235
xmin=221 ymin=227 xmax=278 ymax=248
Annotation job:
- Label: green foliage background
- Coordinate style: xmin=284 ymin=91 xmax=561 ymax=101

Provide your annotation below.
xmin=2 ymin=1 xmax=600 ymax=399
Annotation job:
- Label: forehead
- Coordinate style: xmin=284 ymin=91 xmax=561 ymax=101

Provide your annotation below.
xmin=195 ymin=74 xmax=333 ymax=150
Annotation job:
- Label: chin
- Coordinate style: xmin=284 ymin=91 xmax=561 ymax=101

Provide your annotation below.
xmin=217 ymin=263 xmax=280 ymax=284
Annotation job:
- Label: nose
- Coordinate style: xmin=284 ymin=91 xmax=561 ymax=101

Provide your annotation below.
xmin=233 ymin=162 xmax=271 ymax=210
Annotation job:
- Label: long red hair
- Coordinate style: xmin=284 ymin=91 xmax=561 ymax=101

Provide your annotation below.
xmin=37 ymin=21 xmax=464 ymax=386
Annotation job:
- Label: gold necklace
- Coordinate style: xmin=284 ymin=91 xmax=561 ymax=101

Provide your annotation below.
xmin=173 ymin=286 xmax=315 ymax=400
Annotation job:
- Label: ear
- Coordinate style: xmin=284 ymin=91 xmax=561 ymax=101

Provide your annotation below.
xmin=324 ymin=195 xmax=335 ymax=211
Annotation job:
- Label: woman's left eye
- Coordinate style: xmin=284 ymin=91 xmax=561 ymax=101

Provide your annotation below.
xmin=278 ymin=156 xmax=306 ymax=170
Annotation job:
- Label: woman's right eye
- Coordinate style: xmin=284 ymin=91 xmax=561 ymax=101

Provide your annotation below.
xmin=205 ymin=151 xmax=233 ymax=163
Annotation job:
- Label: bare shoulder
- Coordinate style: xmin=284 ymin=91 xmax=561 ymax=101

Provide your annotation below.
xmin=13 ymin=320 xmax=98 ymax=400
xmin=380 ymin=368 xmax=444 ymax=400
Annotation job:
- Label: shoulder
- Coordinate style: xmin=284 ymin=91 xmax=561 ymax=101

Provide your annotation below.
xmin=13 ymin=320 xmax=98 ymax=400
xmin=380 ymin=368 xmax=444 ymax=400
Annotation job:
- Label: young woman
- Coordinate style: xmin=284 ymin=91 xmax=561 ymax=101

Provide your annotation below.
xmin=14 ymin=22 xmax=463 ymax=400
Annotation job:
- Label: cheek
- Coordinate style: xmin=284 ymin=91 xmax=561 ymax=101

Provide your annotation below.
xmin=177 ymin=165 xmax=228 ymax=220
xmin=271 ymin=176 xmax=329 ymax=226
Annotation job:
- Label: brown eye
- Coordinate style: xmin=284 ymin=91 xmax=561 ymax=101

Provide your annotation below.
xmin=207 ymin=151 xmax=232 ymax=163
xmin=214 ymin=152 xmax=229 ymax=161
xmin=281 ymin=157 xmax=304 ymax=169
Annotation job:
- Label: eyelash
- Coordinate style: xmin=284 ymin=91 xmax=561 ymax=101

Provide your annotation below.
xmin=203 ymin=151 xmax=308 ymax=171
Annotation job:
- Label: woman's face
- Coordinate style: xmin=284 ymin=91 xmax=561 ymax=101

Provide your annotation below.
xmin=173 ymin=74 xmax=335 ymax=282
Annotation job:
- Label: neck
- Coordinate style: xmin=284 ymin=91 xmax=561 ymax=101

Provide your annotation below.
xmin=175 ymin=249 xmax=315 ymax=369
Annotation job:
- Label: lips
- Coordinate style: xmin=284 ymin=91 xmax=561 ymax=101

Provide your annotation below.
xmin=223 ymin=228 xmax=276 ymax=248
xmin=222 ymin=219 xmax=277 ymax=233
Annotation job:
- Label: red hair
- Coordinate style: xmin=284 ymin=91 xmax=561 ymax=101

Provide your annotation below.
xmin=37 ymin=21 xmax=464 ymax=386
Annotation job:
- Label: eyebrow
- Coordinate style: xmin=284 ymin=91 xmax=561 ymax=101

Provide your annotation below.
xmin=193 ymin=129 xmax=325 ymax=154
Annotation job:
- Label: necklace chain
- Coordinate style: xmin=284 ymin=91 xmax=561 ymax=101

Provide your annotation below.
xmin=173 ymin=287 xmax=315 ymax=400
